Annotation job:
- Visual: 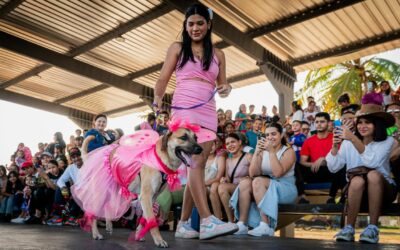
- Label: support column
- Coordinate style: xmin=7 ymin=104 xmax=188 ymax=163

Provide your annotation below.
xmin=259 ymin=64 xmax=295 ymax=120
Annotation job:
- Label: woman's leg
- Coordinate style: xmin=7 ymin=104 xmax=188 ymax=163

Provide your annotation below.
xmin=217 ymin=183 xmax=237 ymax=222
xmin=237 ymin=178 xmax=252 ymax=224
xmin=347 ymin=176 xmax=365 ymax=226
xmin=366 ymin=171 xmax=384 ymax=225
xmin=252 ymin=177 xmax=270 ymax=223
xmin=209 ymin=182 xmax=222 ymax=219
xmin=180 ymin=141 xmax=213 ymax=220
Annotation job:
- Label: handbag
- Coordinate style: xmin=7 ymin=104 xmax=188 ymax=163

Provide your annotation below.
xmin=340 ymin=166 xmax=372 ymax=227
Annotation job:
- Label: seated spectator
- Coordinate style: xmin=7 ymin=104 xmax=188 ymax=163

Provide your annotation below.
xmin=225 ymin=109 xmax=233 ymax=123
xmin=34 ymin=142 xmax=45 ymax=159
xmin=206 ymin=137 xmax=226 ymax=220
xmin=0 ymin=171 xmax=24 ymax=222
xmin=326 ymin=101 xmax=397 ymax=243
xmin=56 ymin=157 xmax=68 ymax=171
xmin=67 ymin=135 xmax=76 ymax=151
xmin=304 ymin=96 xmax=321 ymax=112
xmin=230 ymin=123 xmax=297 ymax=236
xmin=0 ymin=165 xmax=7 ymax=208
xmin=386 ymin=102 xmax=400 ymax=140
xmin=7 ymin=154 xmax=17 ymax=173
xmin=245 ymin=118 xmax=263 ymax=149
xmin=156 ymin=111 xmax=170 ymax=135
xmin=114 ymin=128 xmax=124 ymax=140
xmin=301 ymin=121 xmax=311 ymax=138
xmin=11 ymin=185 xmax=32 ymax=224
xmin=259 ymin=105 xmax=272 ymax=126
xmin=289 ymin=120 xmax=307 ymax=163
xmin=46 ymin=132 xmax=67 ymax=155
xmin=271 ymin=105 xmax=280 ymax=123
xmin=57 ymin=147 xmax=84 ymax=223
xmin=53 ymin=144 xmax=66 ymax=162
xmin=215 ymin=133 xmax=252 ymax=222
xmin=299 ymin=112 xmax=346 ymax=204
xmin=303 ymin=101 xmax=318 ymax=134
xmin=74 ymin=136 xmax=84 ymax=152
xmin=75 ymin=129 xmax=82 ymax=138
xmin=40 ymin=151 xmax=53 ymax=170
xmin=284 ymin=124 xmax=293 ymax=141
xmin=217 ymin=108 xmax=226 ymax=138
xmin=82 ymin=114 xmax=115 ymax=155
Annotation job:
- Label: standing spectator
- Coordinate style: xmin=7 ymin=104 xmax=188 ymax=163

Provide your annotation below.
xmin=216 ymin=133 xmax=252 ymax=222
xmin=82 ymin=114 xmax=115 ymax=155
xmin=304 ymin=96 xmax=321 ymax=112
xmin=0 ymin=171 xmax=24 ymax=222
xmin=380 ymin=80 xmax=394 ymax=106
xmin=303 ymin=101 xmax=318 ymax=134
xmin=235 ymin=104 xmax=250 ymax=132
xmin=327 ymin=102 xmax=396 ymax=243
xmin=290 ymin=101 xmax=303 ymax=124
xmin=298 ymin=112 xmax=346 ymax=204
xmin=245 ymin=118 xmax=263 ymax=149
xmin=230 ymin=123 xmax=297 ymax=236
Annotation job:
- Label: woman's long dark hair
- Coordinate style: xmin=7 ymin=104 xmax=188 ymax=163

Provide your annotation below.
xmin=355 ymin=116 xmax=387 ymax=142
xmin=5 ymin=171 xmax=23 ymax=194
xmin=267 ymin=122 xmax=287 ymax=146
xmin=178 ymin=3 xmax=213 ymax=71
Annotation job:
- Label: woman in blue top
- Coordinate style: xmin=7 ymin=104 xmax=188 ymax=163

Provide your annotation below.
xmin=235 ymin=104 xmax=250 ymax=132
xmin=82 ymin=114 xmax=115 ymax=155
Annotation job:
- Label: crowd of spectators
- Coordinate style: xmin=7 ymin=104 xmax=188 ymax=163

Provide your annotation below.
xmin=1 ymin=80 xmax=399 ymax=244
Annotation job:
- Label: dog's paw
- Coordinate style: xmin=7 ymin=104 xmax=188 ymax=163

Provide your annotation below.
xmin=154 ymin=238 xmax=168 ymax=248
xmin=106 ymin=222 xmax=113 ymax=235
xmin=92 ymin=232 xmax=104 ymax=240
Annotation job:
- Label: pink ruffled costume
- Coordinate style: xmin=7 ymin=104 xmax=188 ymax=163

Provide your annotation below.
xmin=71 ymin=130 xmax=179 ymax=221
xmin=172 ymin=55 xmax=219 ymax=133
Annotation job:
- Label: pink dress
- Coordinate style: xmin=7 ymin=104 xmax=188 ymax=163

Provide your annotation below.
xmin=71 ymin=130 xmax=181 ymax=221
xmin=172 ymin=55 xmax=219 ymax=133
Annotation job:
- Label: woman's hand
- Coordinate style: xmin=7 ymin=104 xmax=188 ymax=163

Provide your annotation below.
xmin=217 ymin=84 xmax=231 ymax=98
xmin=338 ymin=125 xmax=354 ymax=141
xmin=255 ymin=138 xmax=266 ymax=154
xmin=220 ymin=177 xmax=228 ymax=184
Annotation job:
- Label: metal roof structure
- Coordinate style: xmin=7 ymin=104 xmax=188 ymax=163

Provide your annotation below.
xmin=0 ymin=0 xmax=399 ymax=128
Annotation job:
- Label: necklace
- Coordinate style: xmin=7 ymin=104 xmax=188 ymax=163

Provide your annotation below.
xmin=192 ymin=48 xmax=203 ymax=60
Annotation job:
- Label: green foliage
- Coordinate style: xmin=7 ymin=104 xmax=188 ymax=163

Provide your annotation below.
xmin=296 ymin=58 xmax=400 ymax=118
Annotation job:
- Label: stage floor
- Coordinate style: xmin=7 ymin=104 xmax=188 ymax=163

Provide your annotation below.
xmin=0 ymin=223 xmax=398 ymax=249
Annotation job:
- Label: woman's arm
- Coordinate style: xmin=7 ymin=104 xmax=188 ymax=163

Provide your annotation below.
xmin=215 ymin=48 xmax=231 ymax=98
xmin=154 ymin=42 xmax=180 ymax=108
xmin=81 ymin=135 xmax=95 ymax=155
xmin=269 ymin=148 xmax=296 ymax=178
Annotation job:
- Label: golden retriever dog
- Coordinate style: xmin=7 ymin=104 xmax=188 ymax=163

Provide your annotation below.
xmin=88 ymin=127 xmax=203 ymax=248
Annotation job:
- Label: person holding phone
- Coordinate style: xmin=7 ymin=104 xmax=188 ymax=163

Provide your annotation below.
xmin=230 ymin=123 xmax=297 ymax=236
xmin=326 ymin=100 xmax=397 ymax=243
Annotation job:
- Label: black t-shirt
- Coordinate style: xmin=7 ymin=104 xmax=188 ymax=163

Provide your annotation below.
xmin=48 ymin=171 xmax=63 ymax=186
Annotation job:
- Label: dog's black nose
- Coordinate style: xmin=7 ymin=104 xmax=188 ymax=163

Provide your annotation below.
xmin=193 ymin=145 xmax=203 ymax=154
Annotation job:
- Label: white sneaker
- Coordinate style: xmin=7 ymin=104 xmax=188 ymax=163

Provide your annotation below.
xmin=11 ymin=216 xmax=25 ymax=224
xmin=175 ymin=220 xmax=199 ymax=239
xmin=248 ymin=222 xmax=274 ymax=237
xmin=234 ymin=221 xmax=248 ymax=235
xmin=199 ymin=215 xmax=238 ymax=240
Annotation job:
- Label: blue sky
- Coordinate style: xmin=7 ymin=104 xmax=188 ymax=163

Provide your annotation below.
xmin=0 ymin=48 xmax=399 ymax=165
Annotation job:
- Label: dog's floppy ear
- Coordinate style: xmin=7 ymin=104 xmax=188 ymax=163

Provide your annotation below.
xmin=161 ymin=131 xmax=172 ymax=152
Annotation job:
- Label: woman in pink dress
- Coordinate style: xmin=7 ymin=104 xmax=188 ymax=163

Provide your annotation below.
xmin=153 ymin=3 xmax=237 ymax=240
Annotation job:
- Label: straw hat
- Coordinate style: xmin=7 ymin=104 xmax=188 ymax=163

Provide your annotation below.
xmin=356 ymin=103 xmax=395 ymax=128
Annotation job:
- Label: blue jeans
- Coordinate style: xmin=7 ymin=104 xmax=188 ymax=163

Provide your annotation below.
xmin=0 ymin=194 xmax=22 ymax=215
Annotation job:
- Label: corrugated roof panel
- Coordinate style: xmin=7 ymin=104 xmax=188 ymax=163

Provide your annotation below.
xmin=0 ymin=48 xmax=40 ymax=81
xmin=7 ymin=0 xmax=162 ymax=46
xmin=7 ymin=67 xmax=102 ymax=100
xmin=222 ymin=47 xmax=258 ymax=78
xmin=0 ymin=20 xmax=69 ymax=53
xmin=201 ymin=0 xmax=326 ymax=32
xmin=63 ymin=87 xmax=142 ymax=114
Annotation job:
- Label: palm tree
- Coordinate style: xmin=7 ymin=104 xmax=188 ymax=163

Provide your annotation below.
xmin=296 ymin=57 xmax=400 ymax=117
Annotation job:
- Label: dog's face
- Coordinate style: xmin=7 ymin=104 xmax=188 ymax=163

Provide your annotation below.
xmin=162 ymin=128 xmax=203 ymax=167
